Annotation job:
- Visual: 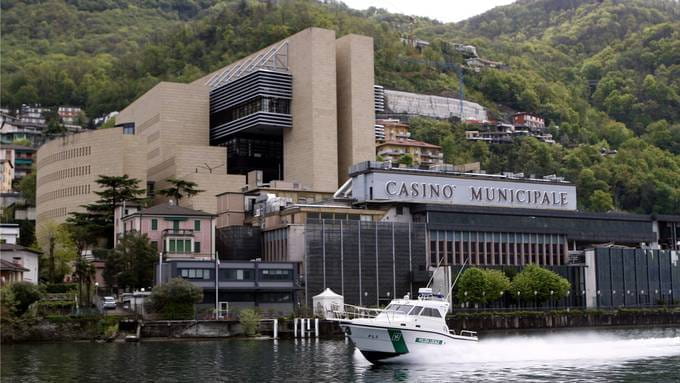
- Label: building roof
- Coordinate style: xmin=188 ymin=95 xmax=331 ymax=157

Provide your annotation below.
xmin=0 ymin=243 xmax=42 ymax=254
xmin=0 ymin=259 xmax=29 ymax=272
xmin=377 ymin=139 xmax=441 ymax=149
xmin=130 ymin=203 xmax=215 ymax=217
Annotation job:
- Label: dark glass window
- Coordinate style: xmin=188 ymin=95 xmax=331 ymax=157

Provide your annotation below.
xmin=221 ymin=269 xmax=254 ymax=281
xmin=260 ymin=269 xmax=292 ymax=281
xmin=151 ymin=219 xmax=158 ymax=230
xmin=258 ymin=293 xmax=292 ymax=303
xmin=179 ymin=269 xmax=211 ymax=280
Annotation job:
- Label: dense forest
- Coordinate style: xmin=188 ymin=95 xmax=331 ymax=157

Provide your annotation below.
xmin=1 ymin=0 xmax=678 ymax=214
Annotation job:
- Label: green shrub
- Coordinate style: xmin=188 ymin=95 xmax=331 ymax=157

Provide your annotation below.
xmin=149 ymin=278 xmax=203 ymax=320
xmin=8 ymin=282 xmax=44 ymax=316
xmin=44 ymin=283 xmax=78 ymax=293
xmin=456 ymin=268 xmax=511 ymax=304
xmin=239 ymin=308 xmax=261 ymax=336
xmin=510 ymin=264 xmax=571 ymax=304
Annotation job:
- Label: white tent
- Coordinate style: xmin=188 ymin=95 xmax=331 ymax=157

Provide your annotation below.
xmin=312 ymin=288 xmax=344 ymax=319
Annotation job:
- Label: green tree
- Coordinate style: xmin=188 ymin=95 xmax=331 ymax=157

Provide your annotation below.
xmin=456 ymin=268 xmax=487 ymax=304
xmin=74 ymin=256 xmax=95 ymax=306
xmin=104 ymin=231 xmax=157 ymax=291
xmin=35 ymin=221 xmax=75 ymax=283
xmin=398 ymin=154 xmax=413 ymax=166
xmin=7 ymin=282 xmax=44 ymax=316
xmin=68 ymin=175 xmax=145 ymax=247
xmin=158 ymin=178 xmax=205 ymax=204
xmin=483 ymin=269 xmax=511 ymax=302
xmin=149 ymin=277 xmax=203 ymax=320
xmin=589 ymin=190 xmax=614 ymax=212
xmin=510 ymin=265 xmax=570 ymax=305
xmin=16 ymin=168 xmax=36 ymax=206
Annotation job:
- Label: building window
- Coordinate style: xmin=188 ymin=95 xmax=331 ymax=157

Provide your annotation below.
xmin=151 ymin=241 xmax=158 ymax=251
xmin=180 ymin=269 xmax=211 ymax=280
xmin=151 ymin=219 xmax=158 ymax=230
xmin=194 ymin=220 xmax=201 ymax=231
xmin=396 ymin=206 xmax=403 ymax=216
xmin=194 ymin=242 xmax=200 ymax=253
xmin=222 ymin=269 xmax=254 ymax=281
xmin=168 ymin=239 xmax=192 ymax=253
xmin=260 ymin=269 xmax=292 ymax=281
xmin=173 ymin=221 xmax=180 ymax=231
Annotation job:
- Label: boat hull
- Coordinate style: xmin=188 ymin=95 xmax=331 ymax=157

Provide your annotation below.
xmin=341 ymin=322 xmax=476 ymax=363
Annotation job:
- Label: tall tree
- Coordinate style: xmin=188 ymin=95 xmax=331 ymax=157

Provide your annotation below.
xmin=104 ymin=231 xmax=157 ymax=292
xmin=67 ymin=175 xmax=145 ymax=248
xmin=159 ymin=178 xmax=204 ymax=204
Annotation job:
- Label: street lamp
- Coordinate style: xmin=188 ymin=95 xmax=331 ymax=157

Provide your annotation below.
xmin=534 ymin=290 xmax=538 ymax=309
xmin=550 ymin=290 xmax=554 ymax=309
xmin=517 ymin=290 xmax=521 ymax=308
xmin=95 ymin=282 xmax=99 ymax=297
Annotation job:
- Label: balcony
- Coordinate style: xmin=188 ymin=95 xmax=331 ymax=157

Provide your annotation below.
xmin=162 ymin=229 xmax=194 ymax=237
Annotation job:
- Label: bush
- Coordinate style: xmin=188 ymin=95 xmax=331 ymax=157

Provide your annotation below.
xmin=510 ymin=264 xmax=571 ymax=304
xmin=9 ymin=282 xmax=44 ymax=316
xmin=456 ymin=268 xmax=511 ymax=304
xmin=149 ymin=278 xmax=203 ymax=320
xmin=44 ymin=283 xmax=78 ymax=293
xmin=239 ymin=309 xmax=261 ymax=336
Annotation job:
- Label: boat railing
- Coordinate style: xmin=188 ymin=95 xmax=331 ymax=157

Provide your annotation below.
xmin=330 ymin=304 xmax=385 ymax=320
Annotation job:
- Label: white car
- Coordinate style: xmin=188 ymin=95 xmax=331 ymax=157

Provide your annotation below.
xmin=102 ymin=296 xmax=117 ymax=310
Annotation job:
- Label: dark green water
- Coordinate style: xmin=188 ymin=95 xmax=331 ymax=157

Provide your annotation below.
xmin=2 ymin=327 xmax=679 ymax=382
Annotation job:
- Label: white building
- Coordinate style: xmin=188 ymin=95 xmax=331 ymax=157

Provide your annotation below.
xmin=0 ymin=243 xmax=40 ymax=284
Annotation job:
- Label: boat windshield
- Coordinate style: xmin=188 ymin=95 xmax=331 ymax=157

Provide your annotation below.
xmin=385 ymin=304 xmax=415 ymax=314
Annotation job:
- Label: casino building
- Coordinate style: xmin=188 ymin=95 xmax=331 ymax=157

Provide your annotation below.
xmin=226 ymin=162 xmax=680 ymax=309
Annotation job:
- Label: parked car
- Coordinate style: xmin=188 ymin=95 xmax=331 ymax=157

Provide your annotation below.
xmin=102 ymin=296 xmax=117 ymax=310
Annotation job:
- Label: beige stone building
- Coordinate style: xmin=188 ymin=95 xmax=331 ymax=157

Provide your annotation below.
xmin=36 ymin=128 xmax=146 ymax=227
xmin=37 ymin=27 xmax=377 ymax=228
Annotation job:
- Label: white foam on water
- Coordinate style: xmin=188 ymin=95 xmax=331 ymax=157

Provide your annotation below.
xmin=354 ymin=330 xmax=680 ymax=369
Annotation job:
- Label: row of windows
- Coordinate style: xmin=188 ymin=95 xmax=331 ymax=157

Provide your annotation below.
xmin=225 ymin=97 xmax=291 ymax=124
xmin=38 ymin=146 xmax=91 ymax=169
xmin=37 ymin=165 xmax=91 ymax=186
xmin=150 ymin=219 xmax=202 ymax=231
xmin=168 ymin=239 xmax=200 ymax=253
xmin=429 ymin=233 xmax=567 ymax=267
xmin=180 ymin=268 xmax=211 ymax=280
xmin=384 ymin=304 xmax=442 ymax=318
xmin=176 ymin=269 xmax=293 ymax=282
xmin=37 ymin=184 xmax=91 ymax=204
xmin=37 ymin=207 xmax=67 ymax=221
xmin=306 ymin=213 xmax=374 ymax=222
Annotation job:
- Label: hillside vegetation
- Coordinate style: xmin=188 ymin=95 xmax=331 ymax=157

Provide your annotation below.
xmin=1 ymin=0 xmax=678 ymax=214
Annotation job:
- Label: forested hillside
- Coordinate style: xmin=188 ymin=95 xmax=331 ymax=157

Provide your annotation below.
xmin=1 ymin=0 xmax=678 ymax=214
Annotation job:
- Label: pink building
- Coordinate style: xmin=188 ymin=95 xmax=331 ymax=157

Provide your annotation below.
xmin=119 ymin=203 xmax=216 ymax=260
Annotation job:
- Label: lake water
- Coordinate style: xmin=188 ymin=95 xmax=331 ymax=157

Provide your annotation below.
xmin=2 ymin=327 xmax=679 ymax=382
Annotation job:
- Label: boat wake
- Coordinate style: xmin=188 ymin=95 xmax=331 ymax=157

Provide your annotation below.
xmin=354 ymin=329 xmax=680 ymax=367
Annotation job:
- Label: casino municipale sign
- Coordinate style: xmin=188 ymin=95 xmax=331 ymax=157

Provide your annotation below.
xmin=353 ymin=172 xmax=577 ymax=211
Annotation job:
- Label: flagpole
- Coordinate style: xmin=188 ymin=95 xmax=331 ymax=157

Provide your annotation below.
xmin=215 ymin=250 xmax=219 ymax=319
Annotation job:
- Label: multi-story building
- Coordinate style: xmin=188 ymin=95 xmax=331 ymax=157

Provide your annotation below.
xmin=513 ymin=112 xmax=545 ymax=131
xmin=375 ymin=119 xmax=410 ymax=142
xmin=18 ymin=105 xmax=49 ymax=126
xmin=118 ymin=203 xmax=216 ymax=260
xmin=35 ymin=128 xmax=147 ymax=226
xmin=0 ymin=159 xmax=13 ymax=193
xmin=1 ymin=113 xmax=44 ymax=147
xmin=1 ymin=144 xmax=35 ymax=184
xmin=376 ymin=139 xmax=444 ymax=166
xmin=57 ymin=107 xmax=82 ymax=125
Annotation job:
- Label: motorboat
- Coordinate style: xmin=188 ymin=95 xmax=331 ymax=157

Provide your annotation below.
xmin=337 ymin=287 xmax=478 ymax=363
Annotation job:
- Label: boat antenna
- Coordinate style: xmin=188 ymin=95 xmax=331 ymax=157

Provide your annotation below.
xmin=446 ymin=256 xmax=470 ymax=301
xmin=425 ymin=251 xmax=447 ymax=289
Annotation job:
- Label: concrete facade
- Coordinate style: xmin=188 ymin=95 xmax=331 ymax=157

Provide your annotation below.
xmin=336 ymin=34 xmax=376 ymax=185
xmin=35 ymin=128 xmax=147 ymax=227
xmin=116 ymin=83 xmax=245 ymax=213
